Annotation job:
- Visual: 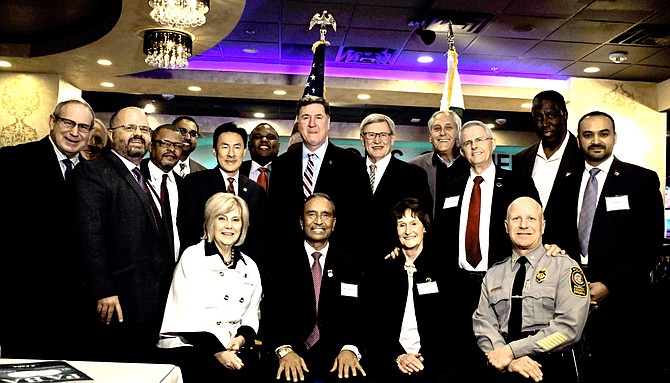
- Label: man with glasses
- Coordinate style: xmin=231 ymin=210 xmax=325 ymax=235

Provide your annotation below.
xmin=432 ymin=120 xmax=540 ymax=370
xmin=70 ymin=107 xmax=176 ymax=363
xmin=173 ymin=115 xmax=206 ymax=177
xmin=0 ymin=99 xmax=94 ymax=360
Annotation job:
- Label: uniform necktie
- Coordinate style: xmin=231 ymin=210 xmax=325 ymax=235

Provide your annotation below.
xmin=508 ymin=256 xmax=529 ymax=341
xmin=303 ymin=153 xmax=315 ymax=199
xmin=257 ymin=167 xmax=268 ymax=190
xmin=305 ymin=251 xmax=322 ymax=348
xmin=369 ymin=164 xmax=376 ymax=193
xmin=179 ymin=163 xmax=187 ymax=178
xmin=161 ymin=174 xmax=175 ymax=255
xmin=132 ymin=167 xmax=161 ymax=228
xmin=578 ymin=168 xmax=601 ymax=256
xmin=226 ymin=177 xmax=235 ymax=194
xmin=62 ymin=159 xmax=74 ymax=180
xmin=465 ymin=176 xmax=484 ymax=268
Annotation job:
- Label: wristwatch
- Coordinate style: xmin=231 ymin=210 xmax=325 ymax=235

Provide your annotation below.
xmin=277 ymin=346 xmax=293 ymax=359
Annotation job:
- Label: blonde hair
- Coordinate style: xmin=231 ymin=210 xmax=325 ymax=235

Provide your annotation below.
xmin=201 ymin=192 xmax=250 ymax=246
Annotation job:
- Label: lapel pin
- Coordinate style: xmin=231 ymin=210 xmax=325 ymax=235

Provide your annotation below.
xmin=327 ymin=269 xmax=333 ymax=277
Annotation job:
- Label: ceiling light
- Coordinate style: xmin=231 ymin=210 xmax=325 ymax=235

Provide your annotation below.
xmin=97 ymin=59 xmax=112 ymax=66
xmin=417 ymin=56 xmax=433 ymax=63
xmin=495 ymin=118 xmax=507 ymax=125
xmin=416 ymin=28 xmax=436 ymax=45
xmin=584 ymin=67 xmax=600 ymax=73
xmin=254 ymin=112 xmax=265 ymax=118
xmin=144 ymin=102 xmax=156 ymax=114
xmin=188 ymin=86 xmax=201 ymax=91
xmin=148 ymin=0 xmax=210 ymax=28
xmin=100 ymin=82 xmax=115 ymax=88
xmin=410 ymin=118 xmax=421 ymax=123
xmin=357 ymin=94 xmax=371 ymax=100
xmin=243 ymin=48 xmax=258 ymax=54
xmin=273 ymin=90 xmax=287 ymax=95
xmin=608 ymin=51 xmax=628 ymax=63
xmin=0 ymin=61 xmax=11 ymax=68
xmin=486 ymin=123 xmax=495 ymax=129
xmin=143 ymin=29 xmax=193 ymax=69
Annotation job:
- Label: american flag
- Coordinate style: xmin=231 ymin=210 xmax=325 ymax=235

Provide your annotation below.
xmin=302 ymin=41 xmax=327 ymax=98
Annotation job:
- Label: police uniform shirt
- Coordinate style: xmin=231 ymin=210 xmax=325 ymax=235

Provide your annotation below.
xmin=472 ymin=245 xmax=589 ymax=358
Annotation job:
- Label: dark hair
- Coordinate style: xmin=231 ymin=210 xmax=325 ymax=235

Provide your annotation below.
xmin=151 ymin=123 xmax=180 ymax=140
xmin=577 ymin=111 xmax=616 ymax=133
xmin=212 ymin=122 xmax=248 ymax=149
xmin=532 ymin=90 xmax=567 ymax=114
xmin=171 ymin=115 xmax=199 ymax=131
xmin=296 ymin=96 xmax=330 ymax=117
xmin=392 ymin=198 xmax=430 ymax=232
xmin=304 ymin=192 xmax=336 ymax=217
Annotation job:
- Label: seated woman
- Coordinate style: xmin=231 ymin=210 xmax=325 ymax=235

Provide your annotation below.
xmin=365 ymin=198 xmax=457 ymax=383
xmin=158 ymin=192 xmax=263 ymax=382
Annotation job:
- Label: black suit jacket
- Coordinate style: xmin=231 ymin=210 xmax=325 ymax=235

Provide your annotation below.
xmin=177 ymin=167 xmax=267 ymax=267
xmin=512 ymin=132 xmax=583 ymax=210
xmin=240 ymin=159 xmax=272 ymax=190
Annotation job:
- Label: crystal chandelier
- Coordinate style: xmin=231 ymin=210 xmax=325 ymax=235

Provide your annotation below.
xmin=148 ymin=0 xmax=210 ymax=28
xmin=143 ymin=29 xmax=193 ymax=69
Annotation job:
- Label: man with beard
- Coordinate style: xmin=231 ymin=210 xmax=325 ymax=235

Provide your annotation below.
xmin=173 ymin=115 xmax=206 ymax=177
xmin=512 ymin=90 xmax=583 ymax=210
xmin=240 ymin=122 xmax=280 ymax=191
xmin=70 ymin=107 xmax=176 ymax=363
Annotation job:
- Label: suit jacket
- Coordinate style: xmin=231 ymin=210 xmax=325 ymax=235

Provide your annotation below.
xmin=260 ymin=241 xmax=365 ymax=378
xmin=70 ymin=152 xmax=175 ymax=328
xmin=177 ymin=167 xmax=267 ymax=268
xmin=409 ymin=152 xmax=469 ymax=216
xmin=187 ymin=157 xmax=207 ymax=173
xmin=267 ymin=141 xmax=372 ymax=252
xmin=240 ymin=159 xmax=272 ymax=190
xmin=544 ymin=157 xmax=664 ymax=294
xmin=512 ymin=132 xmax=583 ymax=210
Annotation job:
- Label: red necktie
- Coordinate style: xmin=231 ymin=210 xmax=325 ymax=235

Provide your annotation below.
xmin=257 ymin=167 xmax=268 ymax=190
xmin=305 ymin=251 xmax=322 ymax=348
xmin=226 ymin=177 xmax=235 ymax=194
xmin=465 ymin=176 xmax=484 ymax=268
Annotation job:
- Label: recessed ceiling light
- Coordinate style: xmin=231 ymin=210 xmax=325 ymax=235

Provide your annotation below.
xmin=100 ymin=82 xmax=115 ymax=88
xmin=417 ymin=56 xmax=433 ymax=63
xmin=357 ymin=94 xmax=371 ymax=100
xmin=0 ymin=61 xmax=12 ymax=68
xmin=243 ymin=48 xmax=258 ymax=54
xmin=410 ymin=118 xmax=421 ymax=123
xmin=144 ymin=103 xmax=156 ymax=114
xmin=486 ymin=123 xmax=495 ymax=129
xmin=97 ymin=59 xmax=112 ymax=66
xmin=273 ymin=90 xmax=287 ymax=95
xmin=188 ymin=86 xmax=201 ymax=92
xmin=254 ymin=112 xmax=265 ymax=118
xmin=521 ymin=103 xmax=532 ymax=108
xmin=583 ymin=67 xmax=600 ymax=73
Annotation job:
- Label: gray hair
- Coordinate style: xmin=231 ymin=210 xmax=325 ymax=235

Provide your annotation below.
xmin=359 ymin=113 xmax=395 ymax=135
xmin=459 ymin=120 xmax=493 ymax=143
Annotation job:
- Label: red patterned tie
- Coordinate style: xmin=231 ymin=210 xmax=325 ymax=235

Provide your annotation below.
xmin=226 ymin=177 xmax=235 ymax=194
xmin=465 ymin=176 xmax=484 ymax=268
xmin=305 ymin=251 xmax=322 ymax=348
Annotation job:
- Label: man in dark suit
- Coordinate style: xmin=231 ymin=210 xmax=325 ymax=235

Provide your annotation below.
xmin=359 ymin=113 xmax=432 ymax=268
xmin=240 ymin=122 xmax=280 ymax=191
xmin=70 ymin=106 xmax=175 ymax=363
xmin=267 ymin=96 xmax=371 ymax=255
xmin=433 ymin=120 xmax=540 ymax=367
xmin=409 ymin=110 xmax=469 ymax=216
xmin=261 ymin=193 xmax=367 ymax=383
xmin=544 ymin=111 xmax=664 ymax=382
xmin=173 ymin=115 xmax=207 ymax=177
xmin=177 ymin=122 xmax=267 ymax=269
xmin=512 ymin=90 xmax=583 ymax=210
xmin=0 ymin=99 xmax=95 ymax=359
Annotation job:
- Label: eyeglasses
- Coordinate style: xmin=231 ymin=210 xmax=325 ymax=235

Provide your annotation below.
xmin=112 ymin=124 xmax=151 ymax=134
xmin=53 ymin=115 xmax=92 ymax=133
xmin=362 ymin=132 xmax=393 ymax=140
xmin=461 ymin=136 xmax=493 ymax=149
xmin=179 ymin=128 xmax=200 ymax=138
xmin=153 ymin=139 xmax=185 ymax=150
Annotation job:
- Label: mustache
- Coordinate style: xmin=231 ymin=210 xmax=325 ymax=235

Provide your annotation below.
xmin=588 ymin=144 xmax=605 ymax=150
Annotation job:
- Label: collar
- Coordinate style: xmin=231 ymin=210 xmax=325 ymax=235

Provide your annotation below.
xmin=112 ymin=149 xmax=140 ymax=172
xmin=585 ymin=155 xmax=614 ymax=175
xmin=512 ymin=245 xmax=546 ymax=268
xmin=469 ymin=162 xmax=496 ymax=183
xmin=218 ymin=168 xmax=239 ymax=183
xmin=250 ymin=160 xmax=272 ymax=173
xmin=366 ymin=153 xmax=391 ymax=172
xmin=49 ymin=136 xmax=79 ymax=165
xmin=204 ymin=241 xmax=245 ymax=268
xmin=147 ymin=160 xmax=173 ymax=183
xmin=536 ymin=132 xmax=571 ymax=161
xmin=303 ymin=141 xmax=328 ymax=160
xmin=304 ymin=241 xmax=329 ymax=258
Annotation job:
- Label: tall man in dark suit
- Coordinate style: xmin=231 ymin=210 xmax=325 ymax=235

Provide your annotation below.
xmin=267 ymin=96 xmax=371 ymax=254
xmin=173 ymin=115 xmax=206 ymax=177
xmin=512 ymin=90 xmax=583 ymax=210
xmin=0 ymin=99 xmax=95 ymax=359
xmin=359 ymin=113 xmax=432 ymax=268
xmin=544 ymin=111 xmax=664 ymax=382
xmin=240 ymin=122 xmax=280 ymax=191
xmin=177 ymin=122 xmax=267 ymax=269
xmin=261 ymin=193 xmax=367 ymax=383
xmin=433 ymin=120 xmax=540 ymax=367
xmin=71 ymin=106 xmax=175 ymax=363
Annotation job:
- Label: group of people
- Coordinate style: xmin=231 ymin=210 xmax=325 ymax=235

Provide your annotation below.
xmin=0 ymin=90 xmax=665 ymax=382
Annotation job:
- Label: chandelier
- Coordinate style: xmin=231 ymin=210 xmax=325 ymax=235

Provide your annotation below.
xmin=148 ymin=0 xmax=210 ymax=28
xmin=143 ymin=29 xmax=193 ymax=69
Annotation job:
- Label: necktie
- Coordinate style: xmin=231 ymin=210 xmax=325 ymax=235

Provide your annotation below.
xmin=179 ymin=163 xmax=186 ymax=178
xmin=303 ymin=153 xmax=315 ymax=199
xmin=226 ymin=177 xmax=235 ymax=194
xmin=305 ymin=251 xmax=322 ymax=348
xmin=132 ymin=167 xmax=161 ymax=228
xmin=578 ymin=168 xmax=601 ymax=256
xmin=161 ymin=174 xmax=175 ymax=254
xmin=508 ymin=256 xmax=529 ymax=341
xmin=369 ymin=164 xmax=376 ymax=192
xmin=257 ymin=167 xmax=268 ymax=190
xmin=465 ymin=176 xmax=484 ymax=268
xmin=62 ymin=159 xmax=74 ymax=180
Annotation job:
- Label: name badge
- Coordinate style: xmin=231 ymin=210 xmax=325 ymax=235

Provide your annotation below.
xmin=417 ymin=281 xmax=439 ymax=295
xmin=443 ymin=196 xmax=459 ymax=209
xmin=341 ymin=282 xmax=358 ymax=298
xmin=605 ymin=195 xmax=629 ymax=211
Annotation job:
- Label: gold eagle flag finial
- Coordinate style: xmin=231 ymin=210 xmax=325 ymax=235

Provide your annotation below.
xmin=309 ymin=10 xmax=337 ymax=42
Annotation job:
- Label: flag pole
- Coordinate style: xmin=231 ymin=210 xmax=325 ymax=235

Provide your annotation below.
xmin=440 ymin=20 xmax=464 ymax=117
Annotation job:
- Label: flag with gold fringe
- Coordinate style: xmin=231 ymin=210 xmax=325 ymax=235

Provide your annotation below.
xmin=302 ymin=40 xmax=328 ymax=98
xmin=440 ymin=45 xmax=464 ymax=118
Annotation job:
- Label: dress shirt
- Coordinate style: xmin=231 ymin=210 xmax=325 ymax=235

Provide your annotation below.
xmin=366 ymin=153 xmax=391 ymax=193
xmin=398 ymin=274 xmax=421 ymax=354
xmin=458 ymin=164 xmax=496 ymax=272
xmin=147 ymin=162 xmax=180 ymax=261
xmin=531 ymin=134 xmax=571 ymax=208
xmin=302 ymin=142 xmax=328 ymax=186
xmin=576 ymin=155 xmax=613 ymax=264
xmin=249 ymin=160 xmax=272 ymax=183
xmin=49 ymin=136 xmax=79 ymax=178
xmin=218 ymin=168 xmax=240 ymax=196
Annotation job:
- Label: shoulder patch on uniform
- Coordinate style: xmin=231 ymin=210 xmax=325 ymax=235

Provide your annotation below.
xmin=570 ymin=266 xmax=587 ymax=297
xmin=536 ymin=332 xmax=568 ymax=351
